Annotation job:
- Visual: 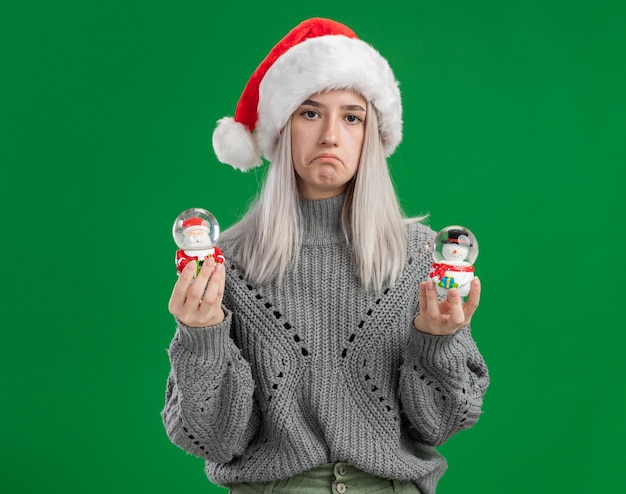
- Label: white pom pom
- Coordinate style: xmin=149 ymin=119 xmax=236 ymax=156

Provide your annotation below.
xmin=212 ymin=117 xmax=262 ymax=172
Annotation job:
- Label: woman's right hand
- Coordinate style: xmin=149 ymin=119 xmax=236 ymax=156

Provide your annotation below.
xmin=168 ymin=259 xmax=226 ymax=327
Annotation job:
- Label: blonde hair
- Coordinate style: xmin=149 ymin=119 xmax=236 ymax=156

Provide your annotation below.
xmin=222 ymin=100 xmax=423 ymax=291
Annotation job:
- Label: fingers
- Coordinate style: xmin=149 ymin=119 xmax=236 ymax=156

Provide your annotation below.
xmin=446 ymin=288 xmax=466 ymax=326
xmin=168 ymin=260 xmax=197 ymax=315
xmin=198 ymin=263 xmax=226 ymax=324
xmin=414 ymin=281 xmax=445 ymax=335
xmin=201 ymin=262 xmax=224 ymax=305
xmin=414 ymin=278 xmax=481 ymax=336
xmin=463 ymin=276 xmax=481 ymax=321
xmin=188 ymin=259 xmax=215 ymax=302
xmin=168 ymin=260 xmax=226 ymax=327
xmin=423 ymin=281 xmax=441 ymax=319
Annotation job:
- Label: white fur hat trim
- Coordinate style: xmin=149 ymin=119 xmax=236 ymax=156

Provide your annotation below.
xmin=212 ymin=117 xmax=262 ymax=171
xmin=257 ymin=35 xmax=402 ymax=163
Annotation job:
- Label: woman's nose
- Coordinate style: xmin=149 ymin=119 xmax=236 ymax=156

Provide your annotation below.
xmin=319 ymin=117 xmax=338 ymax=145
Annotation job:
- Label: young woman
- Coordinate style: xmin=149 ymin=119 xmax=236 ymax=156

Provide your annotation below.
xmin=163 ymin=18 xmax=489 ymax=494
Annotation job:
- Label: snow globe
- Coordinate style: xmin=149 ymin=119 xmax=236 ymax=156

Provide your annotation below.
xmin=172 ymin=208 xmax=224 ymax=275
xmin=429 ymin=225 xmax=479 ymax=297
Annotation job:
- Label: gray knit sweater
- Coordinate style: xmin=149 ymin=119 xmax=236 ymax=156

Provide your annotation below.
xmin=162 ymin=195 xmax=489 ymax=494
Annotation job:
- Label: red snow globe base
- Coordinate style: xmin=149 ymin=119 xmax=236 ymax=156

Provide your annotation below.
xmin=429 ymin=225 xmax=479 ymax=297
xmin=172 ymin=208 xmax=224 ymax=275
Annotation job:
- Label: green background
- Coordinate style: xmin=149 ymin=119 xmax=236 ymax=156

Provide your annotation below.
xmin=2 ymin=0 xmax=624 ymax=492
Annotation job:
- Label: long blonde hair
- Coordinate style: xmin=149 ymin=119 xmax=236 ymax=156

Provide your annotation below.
xmin=222 ymin=101 xmax=423 ymax=291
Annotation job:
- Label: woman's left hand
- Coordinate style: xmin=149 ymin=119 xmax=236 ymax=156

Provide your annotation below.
xmin=413 ymin=277 xmax=481 ymax=336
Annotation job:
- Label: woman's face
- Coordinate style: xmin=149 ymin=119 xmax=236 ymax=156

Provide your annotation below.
xmin=291 ymin=89 xmax=367 ymax=200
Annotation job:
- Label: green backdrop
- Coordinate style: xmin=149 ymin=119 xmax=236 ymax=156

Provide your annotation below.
xmin=2 ymin=1 xmax=624 ymax=492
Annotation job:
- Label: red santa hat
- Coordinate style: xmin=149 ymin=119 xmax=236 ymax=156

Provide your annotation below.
xmin=212 ymin=17 xmax=402 ymax=171
xmin=180 ymin=217 xmax=210 ymax=234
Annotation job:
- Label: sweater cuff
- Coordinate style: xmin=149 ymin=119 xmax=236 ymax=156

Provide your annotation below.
xmin=175 ymin=309 xmax=234 ymax=359
xmin=406 ymin=326 xmax=472 ymax=374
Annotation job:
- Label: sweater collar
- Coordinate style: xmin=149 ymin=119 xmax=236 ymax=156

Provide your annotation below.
xmin=299 ymin=194 xmax=346 ymax=246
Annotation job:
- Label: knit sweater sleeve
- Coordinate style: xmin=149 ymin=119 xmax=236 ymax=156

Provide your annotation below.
xmin=399 ymin=325 xmax=489 ymax=446
xmin=161 ymin=310 xmax=260 ymax=463
xmin=397 ymin=223 xmax=489 ymax=446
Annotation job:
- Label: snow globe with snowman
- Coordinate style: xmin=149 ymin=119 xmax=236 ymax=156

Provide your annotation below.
xmin=429 ymin=226 xmax=479 ymax=297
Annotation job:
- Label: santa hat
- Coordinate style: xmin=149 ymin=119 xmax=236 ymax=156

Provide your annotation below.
xmin=180 ymin=217 xmax=210 ymax=234
xmin=212 ymin=17 xmax=402 ymax=171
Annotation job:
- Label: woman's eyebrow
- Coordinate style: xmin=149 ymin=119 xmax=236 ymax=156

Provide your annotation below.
xmin=343 ymin=104 xmax=366 ymax=112
xmin=300 ymin=99 xmax=366 ymax=112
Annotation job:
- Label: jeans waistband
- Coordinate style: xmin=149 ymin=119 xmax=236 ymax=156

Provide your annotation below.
xmin=229 ymin=462 xmax=421 ymax=494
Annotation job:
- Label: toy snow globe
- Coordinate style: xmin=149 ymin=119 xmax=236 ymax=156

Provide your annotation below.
xmin=429 ymin=225 xmax=479 ymax=297
xmin=172 ymin=208 xmax=224 ymax=275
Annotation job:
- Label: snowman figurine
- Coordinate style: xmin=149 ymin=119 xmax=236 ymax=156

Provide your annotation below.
xmin=172 ymin=208 xmax=224 ymax=276
xmin=429 ymin=226 xmax=478 ymax=297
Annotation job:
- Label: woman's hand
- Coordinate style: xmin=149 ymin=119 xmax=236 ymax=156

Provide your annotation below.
xmin=413 ymin=277 xmax=481 ymax=336
xmin=168 ymin=259 xmax=226 ymax=328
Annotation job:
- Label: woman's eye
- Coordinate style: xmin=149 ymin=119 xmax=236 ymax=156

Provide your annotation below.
xmin=302 ymin=110 xmax=319 ymax=119
xmin=345 ymin=114 xmax=362 ymax=124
